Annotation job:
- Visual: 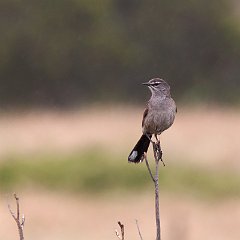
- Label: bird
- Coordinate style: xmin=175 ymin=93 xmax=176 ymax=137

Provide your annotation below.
xmin=128 ymin=78 xmax=177 ymax=163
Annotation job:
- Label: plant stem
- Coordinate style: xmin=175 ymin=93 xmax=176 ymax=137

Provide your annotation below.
xmin=144 ymin=141 xmax=163 ymax=240
xmin=155 ymin=158 xmax=161 ymax=240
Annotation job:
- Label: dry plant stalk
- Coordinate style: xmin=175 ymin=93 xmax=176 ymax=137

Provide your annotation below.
xmin=115 ymin=221 xmax=124 ymax=240
xmin=8 ymin=193 xmax=25 ymax=240
xmin=144 ymin=140 xmax=163 ymax=240
xmin=135 ymin=219 xmax=143 ymax=240
xmin=116 ymin=141 xmax=164 ymax=240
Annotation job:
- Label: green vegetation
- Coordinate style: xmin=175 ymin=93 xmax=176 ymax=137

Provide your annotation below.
xmin=1 ymin=0 xmax=240 ymax=107
xmin=0 ymin=150 xmax=240 ymax=199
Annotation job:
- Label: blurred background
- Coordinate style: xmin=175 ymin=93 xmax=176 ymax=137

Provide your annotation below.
xmin=0 ymin=0 xmax=240 ymax=239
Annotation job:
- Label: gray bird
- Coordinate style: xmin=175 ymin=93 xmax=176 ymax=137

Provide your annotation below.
xmin=128 ymin=78 xmax=177 ymax=163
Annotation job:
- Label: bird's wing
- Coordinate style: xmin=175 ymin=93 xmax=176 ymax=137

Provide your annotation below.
xmin=142 ymin=107 xmax=149 ymax=127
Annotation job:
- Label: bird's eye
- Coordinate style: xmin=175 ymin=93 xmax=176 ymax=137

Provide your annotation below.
xmin=151 ymin=82 xmax=160 ymax=86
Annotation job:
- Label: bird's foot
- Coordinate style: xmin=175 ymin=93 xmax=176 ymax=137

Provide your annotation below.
xmin=153 ymin=142 xmax=165 ymax=166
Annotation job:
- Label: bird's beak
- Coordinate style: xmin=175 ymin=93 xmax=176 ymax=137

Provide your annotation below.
xmin=142 ymin=82 xmax=150 ymax=86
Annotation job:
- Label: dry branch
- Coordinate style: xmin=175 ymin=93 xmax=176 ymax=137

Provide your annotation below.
xmin=115 ymin=221 xmax=124 ymax=240
xmin=135 ymin=219 xmax=143 ymax=240
xmin=118 ymin=140 xmax=164 ymax=239
xmin=8 ymin=193 xmax=25 ymax=240
xmin=144 ymin=140 xmax=163 ymax=240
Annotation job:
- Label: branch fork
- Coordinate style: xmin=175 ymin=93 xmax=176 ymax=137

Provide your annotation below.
xmin=8 ymin=193 xmax=25 ymax=240
xmin=144 ymin=140 xmax=163 ymax=240
xmin=116 ymin=139 xmax=164 ymax=240
xmin=115 ymin=221 xmax=124 ymax=240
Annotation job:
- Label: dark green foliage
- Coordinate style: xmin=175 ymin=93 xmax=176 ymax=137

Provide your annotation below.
xmin=0 ymin=0 xmax=240 ymax=107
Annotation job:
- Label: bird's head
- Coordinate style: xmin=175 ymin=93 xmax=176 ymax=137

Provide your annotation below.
xmin=142 ymin=78 xmax=171 ymax=97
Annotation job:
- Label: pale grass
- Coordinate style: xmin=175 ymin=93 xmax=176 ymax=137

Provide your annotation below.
xmin=1 ymin=191 xmax=240 ymax=240
xmin=0 ymin=105 xmax=239 ymax=169
xmin=1 ymin=105 xmax=240 ymax=240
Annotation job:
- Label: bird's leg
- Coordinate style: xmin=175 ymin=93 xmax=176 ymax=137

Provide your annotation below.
xmin=146 ymin=133 xmax=155 ymax=144
xmin=154 ymin=134 xmax=160 ymax=145
xmin=154 ymin=134 xmax=164 ymax=166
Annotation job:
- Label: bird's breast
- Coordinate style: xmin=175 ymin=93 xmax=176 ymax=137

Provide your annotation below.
xmin=142 ymin=98 xmax=176 ymax=135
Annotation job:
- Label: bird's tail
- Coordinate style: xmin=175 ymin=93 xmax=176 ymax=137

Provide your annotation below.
xmin=128 ymin=134 xmax=152 ymax=163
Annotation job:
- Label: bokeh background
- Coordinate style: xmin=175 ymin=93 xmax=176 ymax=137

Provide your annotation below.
xmin=0 ymin=0 xmax=240 ymax=239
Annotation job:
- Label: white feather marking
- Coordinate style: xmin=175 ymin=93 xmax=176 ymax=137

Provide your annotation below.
xmin=129 ymin=151 xmax=138 ymax=161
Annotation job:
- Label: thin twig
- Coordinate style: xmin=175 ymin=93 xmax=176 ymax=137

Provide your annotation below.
xmin=115 ymin=221 xmax=124 ymax=240
xmin=8 ymin=193 xmax=25 ymax=240
xmin=154 ymin=148 xmax=161 ymax=240
xmin=144 ymin=141 xmax=162 ymax=240
xmin=135 ymin=219 xmax=143 ymax=240
xmin=144 ymin=153 xmax=155 ymax=183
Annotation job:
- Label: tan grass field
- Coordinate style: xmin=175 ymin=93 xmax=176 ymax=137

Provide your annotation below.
xmin=0 ymin=106 xmax=240 ymax=239
xmin=1 ymin=191 xmax=240 ymax=240
xmin=0 ymin=105 xmax=239 ymax=169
